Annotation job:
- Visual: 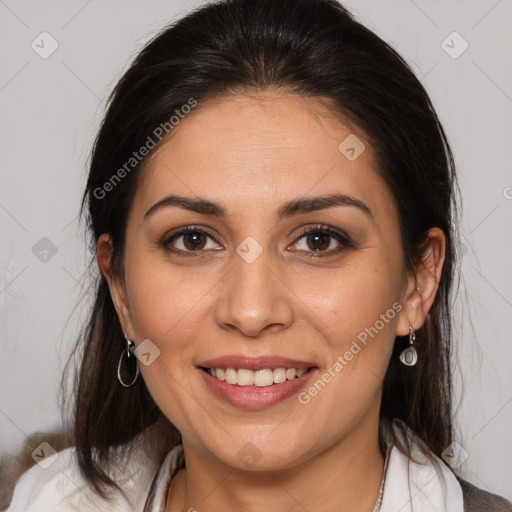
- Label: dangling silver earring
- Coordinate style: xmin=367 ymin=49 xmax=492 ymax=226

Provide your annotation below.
xmin=117 ymin=334 xmax=140 ymax=387
xmin=399 ymin=326 xmax=418 ymax=366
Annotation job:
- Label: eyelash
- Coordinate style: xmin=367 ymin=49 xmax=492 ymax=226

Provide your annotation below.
xmin=160 ymin=224 xmax=353 ymax=259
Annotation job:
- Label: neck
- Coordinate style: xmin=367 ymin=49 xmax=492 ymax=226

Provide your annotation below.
xmin=167 ymin=409 xmax=385 ymax=512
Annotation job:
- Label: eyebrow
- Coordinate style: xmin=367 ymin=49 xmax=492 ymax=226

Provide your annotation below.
xmin=144 ymin=193 xmax=373 ymax=221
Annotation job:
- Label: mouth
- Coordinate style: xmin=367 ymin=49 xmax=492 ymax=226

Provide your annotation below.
xmin=199 ymin=366 xmax=315 ymax=387
xmin=196 ymin=357 xmax=319 ymax=409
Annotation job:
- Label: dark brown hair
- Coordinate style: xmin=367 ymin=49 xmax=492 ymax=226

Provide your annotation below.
xmin=63 ymin=0 xmax=459 ymax=500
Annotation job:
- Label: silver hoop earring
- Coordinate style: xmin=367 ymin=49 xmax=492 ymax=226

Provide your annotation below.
xmin=399 ymin=326 xmax=418 ymax=366
xmin=117 ymin=334 xmax=140 ymax=387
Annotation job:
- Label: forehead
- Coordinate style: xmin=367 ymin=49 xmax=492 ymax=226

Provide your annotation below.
xmin=132 ymin=90 xmax=394 ymax=221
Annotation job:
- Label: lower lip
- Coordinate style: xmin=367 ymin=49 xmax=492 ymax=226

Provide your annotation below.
xmin=198 ymin=368 xmax=317 ymax=409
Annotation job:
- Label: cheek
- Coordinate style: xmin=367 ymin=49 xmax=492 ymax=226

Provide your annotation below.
xmin=291 ymin=259 xmax=401 ymax=427
xmin=294 ymin=253 xmax=403 ymax=408
xmin=124 ymin=251 xmax=213 ymax=342
xmin=298 ymin=251 xmax=402 ymax=337
xmin=122 ymin=254 xmax=217 ymax=434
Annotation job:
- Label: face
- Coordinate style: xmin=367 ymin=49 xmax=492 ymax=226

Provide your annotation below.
xmin=103 ymin=90 xmax=422 ymax=471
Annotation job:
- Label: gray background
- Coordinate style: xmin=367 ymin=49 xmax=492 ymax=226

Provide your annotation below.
xmin=1 ymin=0 xmax=511 ymax=502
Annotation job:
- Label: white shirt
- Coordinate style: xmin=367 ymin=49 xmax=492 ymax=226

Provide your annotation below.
xmin=6 ymin=420 xmax=464 ymax=512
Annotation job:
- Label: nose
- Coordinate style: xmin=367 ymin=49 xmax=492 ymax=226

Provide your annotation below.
xmin=214 ymin=249 xmax=294 ymax=338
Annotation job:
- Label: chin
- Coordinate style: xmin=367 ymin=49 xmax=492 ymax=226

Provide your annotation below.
xmin=208 ymin=434 xmax=311 ymax=472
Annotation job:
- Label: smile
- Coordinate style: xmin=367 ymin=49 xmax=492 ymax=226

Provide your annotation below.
xmin=198 ymin=365 xmax=318 ymax=408
xmin=202 ymin=367 xmax=311 ymax=387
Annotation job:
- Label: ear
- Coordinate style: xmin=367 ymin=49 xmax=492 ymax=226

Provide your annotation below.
xmin=396 ymin=227 xmax=446 ymax=336
xmin=96 ymin=233 xmax=136 ymax=338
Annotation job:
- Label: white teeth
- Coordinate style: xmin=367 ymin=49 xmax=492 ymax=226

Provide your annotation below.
xmin=237 ymin=369 xmax=254 ymax=386
xmin=225 ymin=368 xmax=238 ymax=385
xmin=207 ymin=367 xmax=311 ymax=387
xmin=286 ymin=368 xmax=296 ymax=380
xmin=254 ymin=369 xmax=274 ymax=387
xmin=273 ymin=368 xmax=287 ymax=383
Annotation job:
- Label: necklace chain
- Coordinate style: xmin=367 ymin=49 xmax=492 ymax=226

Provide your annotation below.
xmin=371 ymin=444 xmax=391 ymax=512
xmin=371 ymin=475 xmax=385 ymax=512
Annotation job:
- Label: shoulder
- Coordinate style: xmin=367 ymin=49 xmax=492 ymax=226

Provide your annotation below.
xmin=382 ymin=419 xmax=512 ymax=512
xmin=6 ymin=446 xmax=102 ymax=512
xmin=5 ymin=440 xmax=161 ymax=512
xmin=457 ymin=476 xmax=512 ymax=512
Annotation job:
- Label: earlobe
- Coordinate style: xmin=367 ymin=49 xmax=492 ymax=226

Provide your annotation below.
xmin=96 ymin=233 xmax=134 ymax=337
xmin=397 ymin=227 xmax=446 ymax=336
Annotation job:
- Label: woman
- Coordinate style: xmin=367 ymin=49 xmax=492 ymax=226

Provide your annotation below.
xmin=5 ymin=0 xmax=512 ymax=510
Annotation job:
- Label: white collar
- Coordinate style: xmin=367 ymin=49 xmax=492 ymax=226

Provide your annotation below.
xmin=380 ymin=432 xmax=464 ymax=511
xmin=143 ymin=422 xmax=464 ymax=512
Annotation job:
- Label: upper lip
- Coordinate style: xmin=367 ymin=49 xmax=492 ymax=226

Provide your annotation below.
xmin=197 ymin=355 xmax=317 ymax=371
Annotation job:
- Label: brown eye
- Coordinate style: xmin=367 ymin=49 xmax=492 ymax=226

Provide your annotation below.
xmin=182 ymin=232 xmax=207 ymax=250
xmin=291 ymin=225 xmax=353 ymax=257
xmin=304 ymin=232 xmax=332 ymax=251
xmin=161 ymin=226 xmax=222 ymax=256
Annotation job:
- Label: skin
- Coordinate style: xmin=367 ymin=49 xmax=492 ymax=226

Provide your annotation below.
xmin=97 ymin=90 xmax=445 ymax=512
